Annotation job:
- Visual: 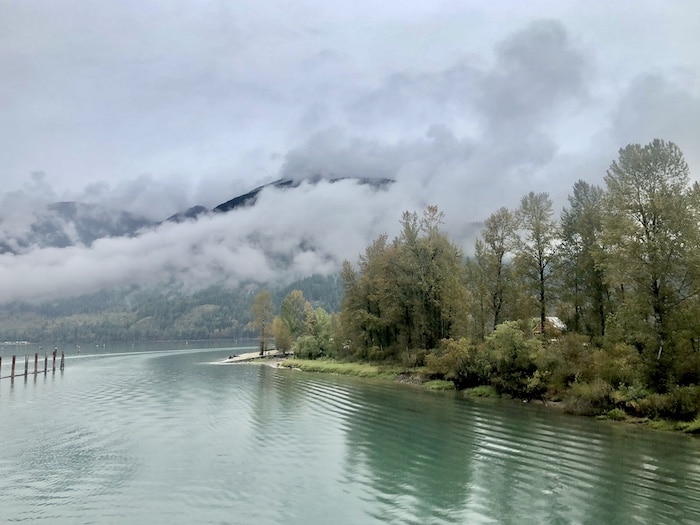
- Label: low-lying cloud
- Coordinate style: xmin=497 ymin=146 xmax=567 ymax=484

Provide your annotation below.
xmin=1 ymin=15 xmax=698 ymax=304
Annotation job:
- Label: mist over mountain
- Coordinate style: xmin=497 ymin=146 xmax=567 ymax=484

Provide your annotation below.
xmin=0 ymin=175 xmax=398 ymax=254
xmin=1 ymin=7 xmax=698 ymax=309
xmin=0 ymin=175 xmax=416 ymax=305
xmin=0 ymin=201 xmax=157 ymax=254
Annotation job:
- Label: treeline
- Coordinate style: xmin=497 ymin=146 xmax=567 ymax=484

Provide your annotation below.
xmin=294 ymin=139 xmax=700 ymax=422
xmin=0 ymin=275 xmax=343 ymax=344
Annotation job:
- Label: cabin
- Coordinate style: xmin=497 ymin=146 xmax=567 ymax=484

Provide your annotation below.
xmin=532 ymin=316 xmax=567 ymax=336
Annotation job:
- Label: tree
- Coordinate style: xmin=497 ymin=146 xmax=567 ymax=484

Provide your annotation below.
xmin=280 ymin=290 xmax=307 ymax=339
xmin=271 ymin=316 xmax=292 ymax=353
xmin=339 ymin=206 xmax=469 ymax=358
xmin=515 ymin=192 xmax=559 ymax=334
xmin=559 ymin=180 xmax=609 ymax=336
xmin=250 ymin=290 xmax=274 ymax=355
xmin=474 ymin=207 xmax=518 ymax=334
xmin=602 ymin=139 xmax=700 ymax=388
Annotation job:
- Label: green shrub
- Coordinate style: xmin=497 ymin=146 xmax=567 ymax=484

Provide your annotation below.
xmin=486 ymin=322 xmax=544 ymax=399
xmin=535 ymin=334 xmax=596 ymax=392
xmin=563 ymin=379 xmax=613 ymax=415
xmin=610 ymin=383 xmax=649 ymax=408
xmin=423 ymin=380 xmax=455 ymax=391
xmin=462 ymin=385 xmax=499 ymax=398
xmin=592 ymin=343 xmax=642 ymax=386
xmin=605 ymin=408 xmax=627 ymax=421
xmin=666 ymin=386 xmax=700 ymax=421
xmin=630 ymin=393 xmax=669 ymax=419
xmin=424 ymin=337 xmax=491 ymax=389
xmin=683 ymin=417 xmax=700 ymax=434
xmin=629 ymin=387 xmax=700 ymax=421
xmin=294 ymin=335 xmax=321 ymax=359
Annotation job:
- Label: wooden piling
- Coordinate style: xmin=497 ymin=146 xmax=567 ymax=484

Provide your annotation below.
xmin=24 ymin=354 xmax=28 ymax=377
xmin=52 ymin=350 xmax=56 ymax=372
xmin=11 ymin=355 xmax=16 ymax=380
xmin=44 ymin=352 xmax=48 ymax=374
xmin=34 ymin=353 xmax=38 ymax=375
xmin=60 ymin=352 xmax=65 ymax=371
xmin=0 ymin=356 xmax=2 ymax=379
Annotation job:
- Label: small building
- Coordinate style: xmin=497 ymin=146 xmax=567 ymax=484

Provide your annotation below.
xmin=532 ymin=316 xmax=567 ymax=335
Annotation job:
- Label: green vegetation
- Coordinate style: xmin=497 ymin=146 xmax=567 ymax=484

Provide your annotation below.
xmin=327 ymin=139 xmax=700 ymax=429
xmin=278 ymin=359 xmax=402 ymax=379
xmin=423 ymin=380 xmax=455 ymax=391
xmin=250 ymin=290 xmax=274 ymax=355
xmin=0 ymin=275 xmax=343 ymax=344
xmin=4 ymin=139 xmax=700 ymax=431
xmin=462 ymin=385 xmax=499 ymax=398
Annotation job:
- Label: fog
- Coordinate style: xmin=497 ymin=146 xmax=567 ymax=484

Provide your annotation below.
xmin=1 ymin=3 xmax=699 ymax=303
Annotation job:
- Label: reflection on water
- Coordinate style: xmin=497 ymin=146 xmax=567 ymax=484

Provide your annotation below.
xmin=1 ymin=344 xmax=699 ymax=524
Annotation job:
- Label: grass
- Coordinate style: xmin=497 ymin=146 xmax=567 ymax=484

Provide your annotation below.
xmin=462 ymin=385 xmax=499 ymax=398
xmin=604 ymin=408 xmax=627 ymax=421
xmin=423 ymin=380 xmax=455 ymax=391
xmin=279 ymin=358 xmax=403 ymax=379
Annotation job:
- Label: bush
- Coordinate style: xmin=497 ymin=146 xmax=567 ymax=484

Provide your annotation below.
xmin=294 ymin=335 xmax=321 ymax=359
xmin=666 ymin=386 xmax=700 ymax=421
xmin=462 ymin=385 xmax=499 ymax=398
xmin=563 ymin=379 xmax=613 ymax=415
xmin=535 ymin=334 xmax=596 ymax=392
xmin=424 ymin=338 xmax=491 ymax=389
xmin=610 ymin=383 xmax=649 ymax=408
xmin=628 ymin=386 xmax=700 ymax=421
xmin=402 ymin=349 xmax=427 ymax=369
xmin=683 ymin=418 xmax=700 ymax=434
xmin=605 ymin=408 xmax=627 ymax=421
xmin=486 ymin=322 xmax=544 ymax=399
xmin=592 ymin=343 xmax=642 ymax=386
xmin=423 ymin=380 xmax=455 ymax=391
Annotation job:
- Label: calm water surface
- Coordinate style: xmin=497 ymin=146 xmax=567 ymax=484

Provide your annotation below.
xmin=1 ymin=343 xmax=699 ymax=524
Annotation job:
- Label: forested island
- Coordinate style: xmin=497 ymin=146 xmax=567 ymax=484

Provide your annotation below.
xmin=261 ymin=139 xmax=700 ymax=431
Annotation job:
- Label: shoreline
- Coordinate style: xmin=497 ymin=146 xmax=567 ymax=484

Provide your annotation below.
xmin=223 ymin=356 xmax=700 ymax=435
xmin=221 ymin=350 xmax=286 ymax=368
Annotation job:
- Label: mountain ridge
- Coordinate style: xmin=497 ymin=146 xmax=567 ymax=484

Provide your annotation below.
xmin=0 ymin=176 xmax=394 ymax=253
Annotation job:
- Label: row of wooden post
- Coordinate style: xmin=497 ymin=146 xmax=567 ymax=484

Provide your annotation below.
xmin=0 ymin=350 xmax=63 ymax=381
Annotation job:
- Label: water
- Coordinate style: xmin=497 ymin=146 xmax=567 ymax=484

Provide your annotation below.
xmin=1 ymin=343 xmax=700 ymax=524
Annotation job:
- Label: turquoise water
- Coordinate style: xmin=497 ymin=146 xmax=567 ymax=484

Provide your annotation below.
xmin=1 ymin=343 xmax=699 ymax=524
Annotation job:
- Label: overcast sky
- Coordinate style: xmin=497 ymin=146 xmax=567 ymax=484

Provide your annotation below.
xmin=1 ymin=1 xmax=699 ymax=302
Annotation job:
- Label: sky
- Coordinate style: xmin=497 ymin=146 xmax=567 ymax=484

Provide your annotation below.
xmin=1 ymin=0 xmax=699 ymax=303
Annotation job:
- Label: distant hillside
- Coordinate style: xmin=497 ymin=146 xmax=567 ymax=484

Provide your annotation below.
xmin=0 ymin=201 xmax=156 ymax=253
xmin=0 ymin=274 xmax=344 ymax=344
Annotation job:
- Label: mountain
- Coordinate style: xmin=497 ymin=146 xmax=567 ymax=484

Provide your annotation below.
xmin=0 ymin=201 xmax=156 ymax=254
xmin=0 ymin=176 xmax=394 ymax=253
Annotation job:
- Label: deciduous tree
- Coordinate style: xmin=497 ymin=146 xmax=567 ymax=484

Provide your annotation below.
xmin=250 ymin=289 xmax=274 ymax=355
xmin=515 ymin=192 xmax=559 ymax=334
xmin=602 ymin=139 xmax=700 ymax=387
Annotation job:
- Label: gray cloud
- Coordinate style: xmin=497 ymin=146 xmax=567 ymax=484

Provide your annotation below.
xmin=478 ymin=20 xmax=589 ymax=129
xmin=0 ymin=4 xmax=698 ymax=304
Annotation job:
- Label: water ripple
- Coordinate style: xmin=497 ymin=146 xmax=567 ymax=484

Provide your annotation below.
xmin=2 ymin=350 xmax=700 ymax=524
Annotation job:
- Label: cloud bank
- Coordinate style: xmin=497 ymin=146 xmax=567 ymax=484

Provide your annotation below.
xmin=1 ymin=4 xmax=699 ymax=304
